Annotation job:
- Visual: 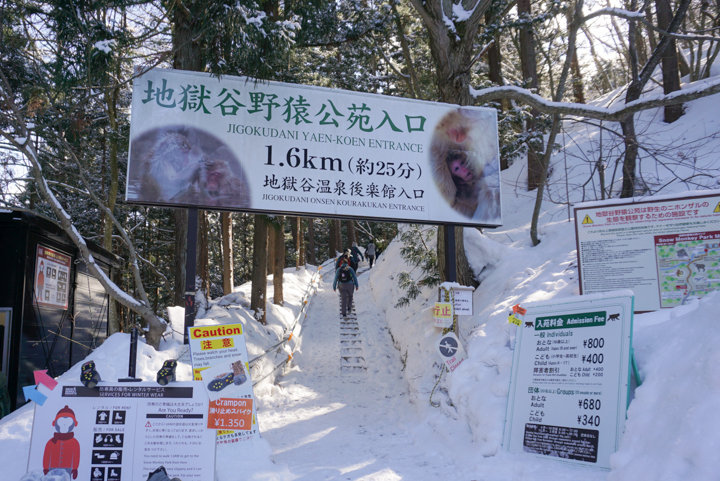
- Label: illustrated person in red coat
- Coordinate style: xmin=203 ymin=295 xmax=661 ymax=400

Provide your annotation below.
xmin=43 ymin=405 xmax=81 ymax=479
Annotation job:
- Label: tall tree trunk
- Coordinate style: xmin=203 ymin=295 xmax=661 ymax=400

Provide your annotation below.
xmin=173 ymin=209 xmax=187 ymax=306
xmin=198 ymin=211 xmax=209 ymax=299
xmin=518 ymin=0 xmax=544 ymax=190
xmin=295 ymin=217 xmax=304 ymax=269
xmin=346 ymin=220 xmax=356 ymax=246
xmin=250 ymin=215 xmax=268 ymax=324
xmin=655 ymin=0 xmax=683 ymax=122
xmin=329 ymin=219 xmax=341 ymax=256
xmin=307 ymin=218 xmax=316 ymax=265
xmin=328 ymin=219 xmax=337 ymax=259
xmin=620 ymin=118 xmax=639 ymax=197
xmin=486 ymin=9 xmax=510 ymax=140
xmin=566 ymin=5 xmax=585 ymax=104
xmin=487 ymin=12 xmax=503 ymax=87
xmin=272 ymin=216 xmax=285 ymax=305
xmin=103 ymin=79 xmax=121 ymax=333
xmin=335 ymin=220 xmax=342 ymax=253
xmin=267 ymin=220 xmax=276 ymax=273
xmin=620 ymin=0 xmax=691 ymax=196
xmin=221 ymin=212 xmax=233 ymax=295
xmin=171 ymin=0 xmax=204 ymax=305
xmin=635 ymin=14 xmax=649 ymax=67
xmin=391 ymin=1 xmax=419 ymax=98
xmin=644 ymin=4 xmax=658 ymax=52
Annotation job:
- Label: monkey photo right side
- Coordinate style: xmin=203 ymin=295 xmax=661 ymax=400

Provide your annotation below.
xmin=446 ymin=150 xmax=481 ymax=217
xmin=430 ymin=108 xmax=500 ymax=221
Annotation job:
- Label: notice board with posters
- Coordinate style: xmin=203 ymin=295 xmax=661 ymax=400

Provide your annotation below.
xmin=125 ymin=68 xmax=502 ymax=227
xmin=574 ymin=190 xmax=720 ymax=312
xmin=503 ymin=291 xmax=633 ymax=469
xmin=34 ymin=245 xmax=72 ymax=309
xmin=26 ymin=382 xmax=215 ymax=481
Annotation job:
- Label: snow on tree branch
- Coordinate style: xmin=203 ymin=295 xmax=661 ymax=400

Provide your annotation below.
xmin=470 ymin=76 xmax=720 ymax=121
xmin=584 ymin=7 xmax=720 ymax=43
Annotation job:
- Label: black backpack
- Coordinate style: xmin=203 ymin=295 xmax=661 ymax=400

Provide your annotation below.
xmin=339 ymin=268 xmax=351 ymax=283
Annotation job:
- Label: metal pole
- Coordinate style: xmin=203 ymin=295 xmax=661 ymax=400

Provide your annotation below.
xmin=128 ymin=327 xmax=138 ymax=378
xmin=444 ymin=224 xmax=457 ymax=282
xmin=183 ymin=208 xmax=198 ymax=344
xmin=119 ymin=327 xmax=141 ymax=382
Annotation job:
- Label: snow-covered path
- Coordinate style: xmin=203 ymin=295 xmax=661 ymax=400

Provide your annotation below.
xmin=256 ymin=267 xmax=466 ymax=480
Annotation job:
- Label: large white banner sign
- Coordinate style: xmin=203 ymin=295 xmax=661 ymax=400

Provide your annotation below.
xmin=575 ymin=190 xmax=720 ymax=311
xmin=503 ymin=291 xmax=633 ymax=469
xmin=126 ymin=68 xmax=502 ymax=227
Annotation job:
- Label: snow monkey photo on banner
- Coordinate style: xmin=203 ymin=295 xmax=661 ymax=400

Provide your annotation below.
xmin=126 ymin=125 xmax=251 ymax=208
xmin=430 ymin=108 xmax=501 ymax=223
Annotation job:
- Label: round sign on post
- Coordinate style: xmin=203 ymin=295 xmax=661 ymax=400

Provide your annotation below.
xmin=436 ymin=332 xmax=466 ymax=372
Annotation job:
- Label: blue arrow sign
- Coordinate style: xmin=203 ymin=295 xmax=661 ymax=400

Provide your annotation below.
xmin=23 ymin=385 xmax=47 ymax=405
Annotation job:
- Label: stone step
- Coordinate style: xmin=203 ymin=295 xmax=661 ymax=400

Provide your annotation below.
xmin=341 ymin=365 xmax=367 ymax=373
xmin=341 ymin=347 xmax=364 ymax=356
xmin=341 ymin=356 xmax=366 ymax=365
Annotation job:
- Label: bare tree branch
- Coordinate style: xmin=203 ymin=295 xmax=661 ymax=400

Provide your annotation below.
xmin=470 ymin=75 xmax=720 ymax=121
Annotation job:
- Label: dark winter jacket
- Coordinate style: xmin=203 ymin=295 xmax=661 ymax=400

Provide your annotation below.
xmin=350 ymin=245 xmax=364 ymax=263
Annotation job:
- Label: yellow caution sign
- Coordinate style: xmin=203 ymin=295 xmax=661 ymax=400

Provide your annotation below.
xmin=714 ymin=202 xmax=720 ymax=213
xmin=508 ymin=314 xmax=522 ymax=326
xmin=582 ymin=214 xmax=594 ymax=224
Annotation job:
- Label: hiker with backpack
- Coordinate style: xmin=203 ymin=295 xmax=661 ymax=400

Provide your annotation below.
xmin=333 ymin=263 xmax=358 ymax=318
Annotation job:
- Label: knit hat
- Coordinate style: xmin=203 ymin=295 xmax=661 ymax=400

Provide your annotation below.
xmin=52 ymin=405 xmax=78 ymax=427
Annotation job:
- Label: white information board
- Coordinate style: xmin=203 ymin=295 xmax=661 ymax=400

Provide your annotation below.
xmin=575 ymin=190 xmax=720 ymax=311
xmin=27 ymin=382 xmax=215 ymax=481
xmin=451 ymin=286 xmax=474 ymax=315
xmin=503 ymin=291 xmax=633 ymax=469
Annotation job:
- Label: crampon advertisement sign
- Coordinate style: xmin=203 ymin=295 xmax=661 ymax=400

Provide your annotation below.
xmin=125 ymin=68 xmax=502 ymax=227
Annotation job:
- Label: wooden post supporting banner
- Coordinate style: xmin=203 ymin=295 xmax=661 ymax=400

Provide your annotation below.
xmin=443 ymin=224 xmax=459 ymax=334
xmin=184 ymin=208 xmax=198 ymax=344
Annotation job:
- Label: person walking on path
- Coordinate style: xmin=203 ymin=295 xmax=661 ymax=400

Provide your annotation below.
xmin=365 ymin=241 xmax=376 ymax=269
xmin=336 ymin=249 xmax=352 ymax=269
xmin=350 ymin=242 xmax=364 ymax=271
xmin=333 ymin=263 xmax=358 ymax=318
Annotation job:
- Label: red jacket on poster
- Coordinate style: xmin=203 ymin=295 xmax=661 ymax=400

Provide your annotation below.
xmin=43 ymin=432 xmax=80 ymax=472
xmin=43 ymin=405 xmax=81 ymax=477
